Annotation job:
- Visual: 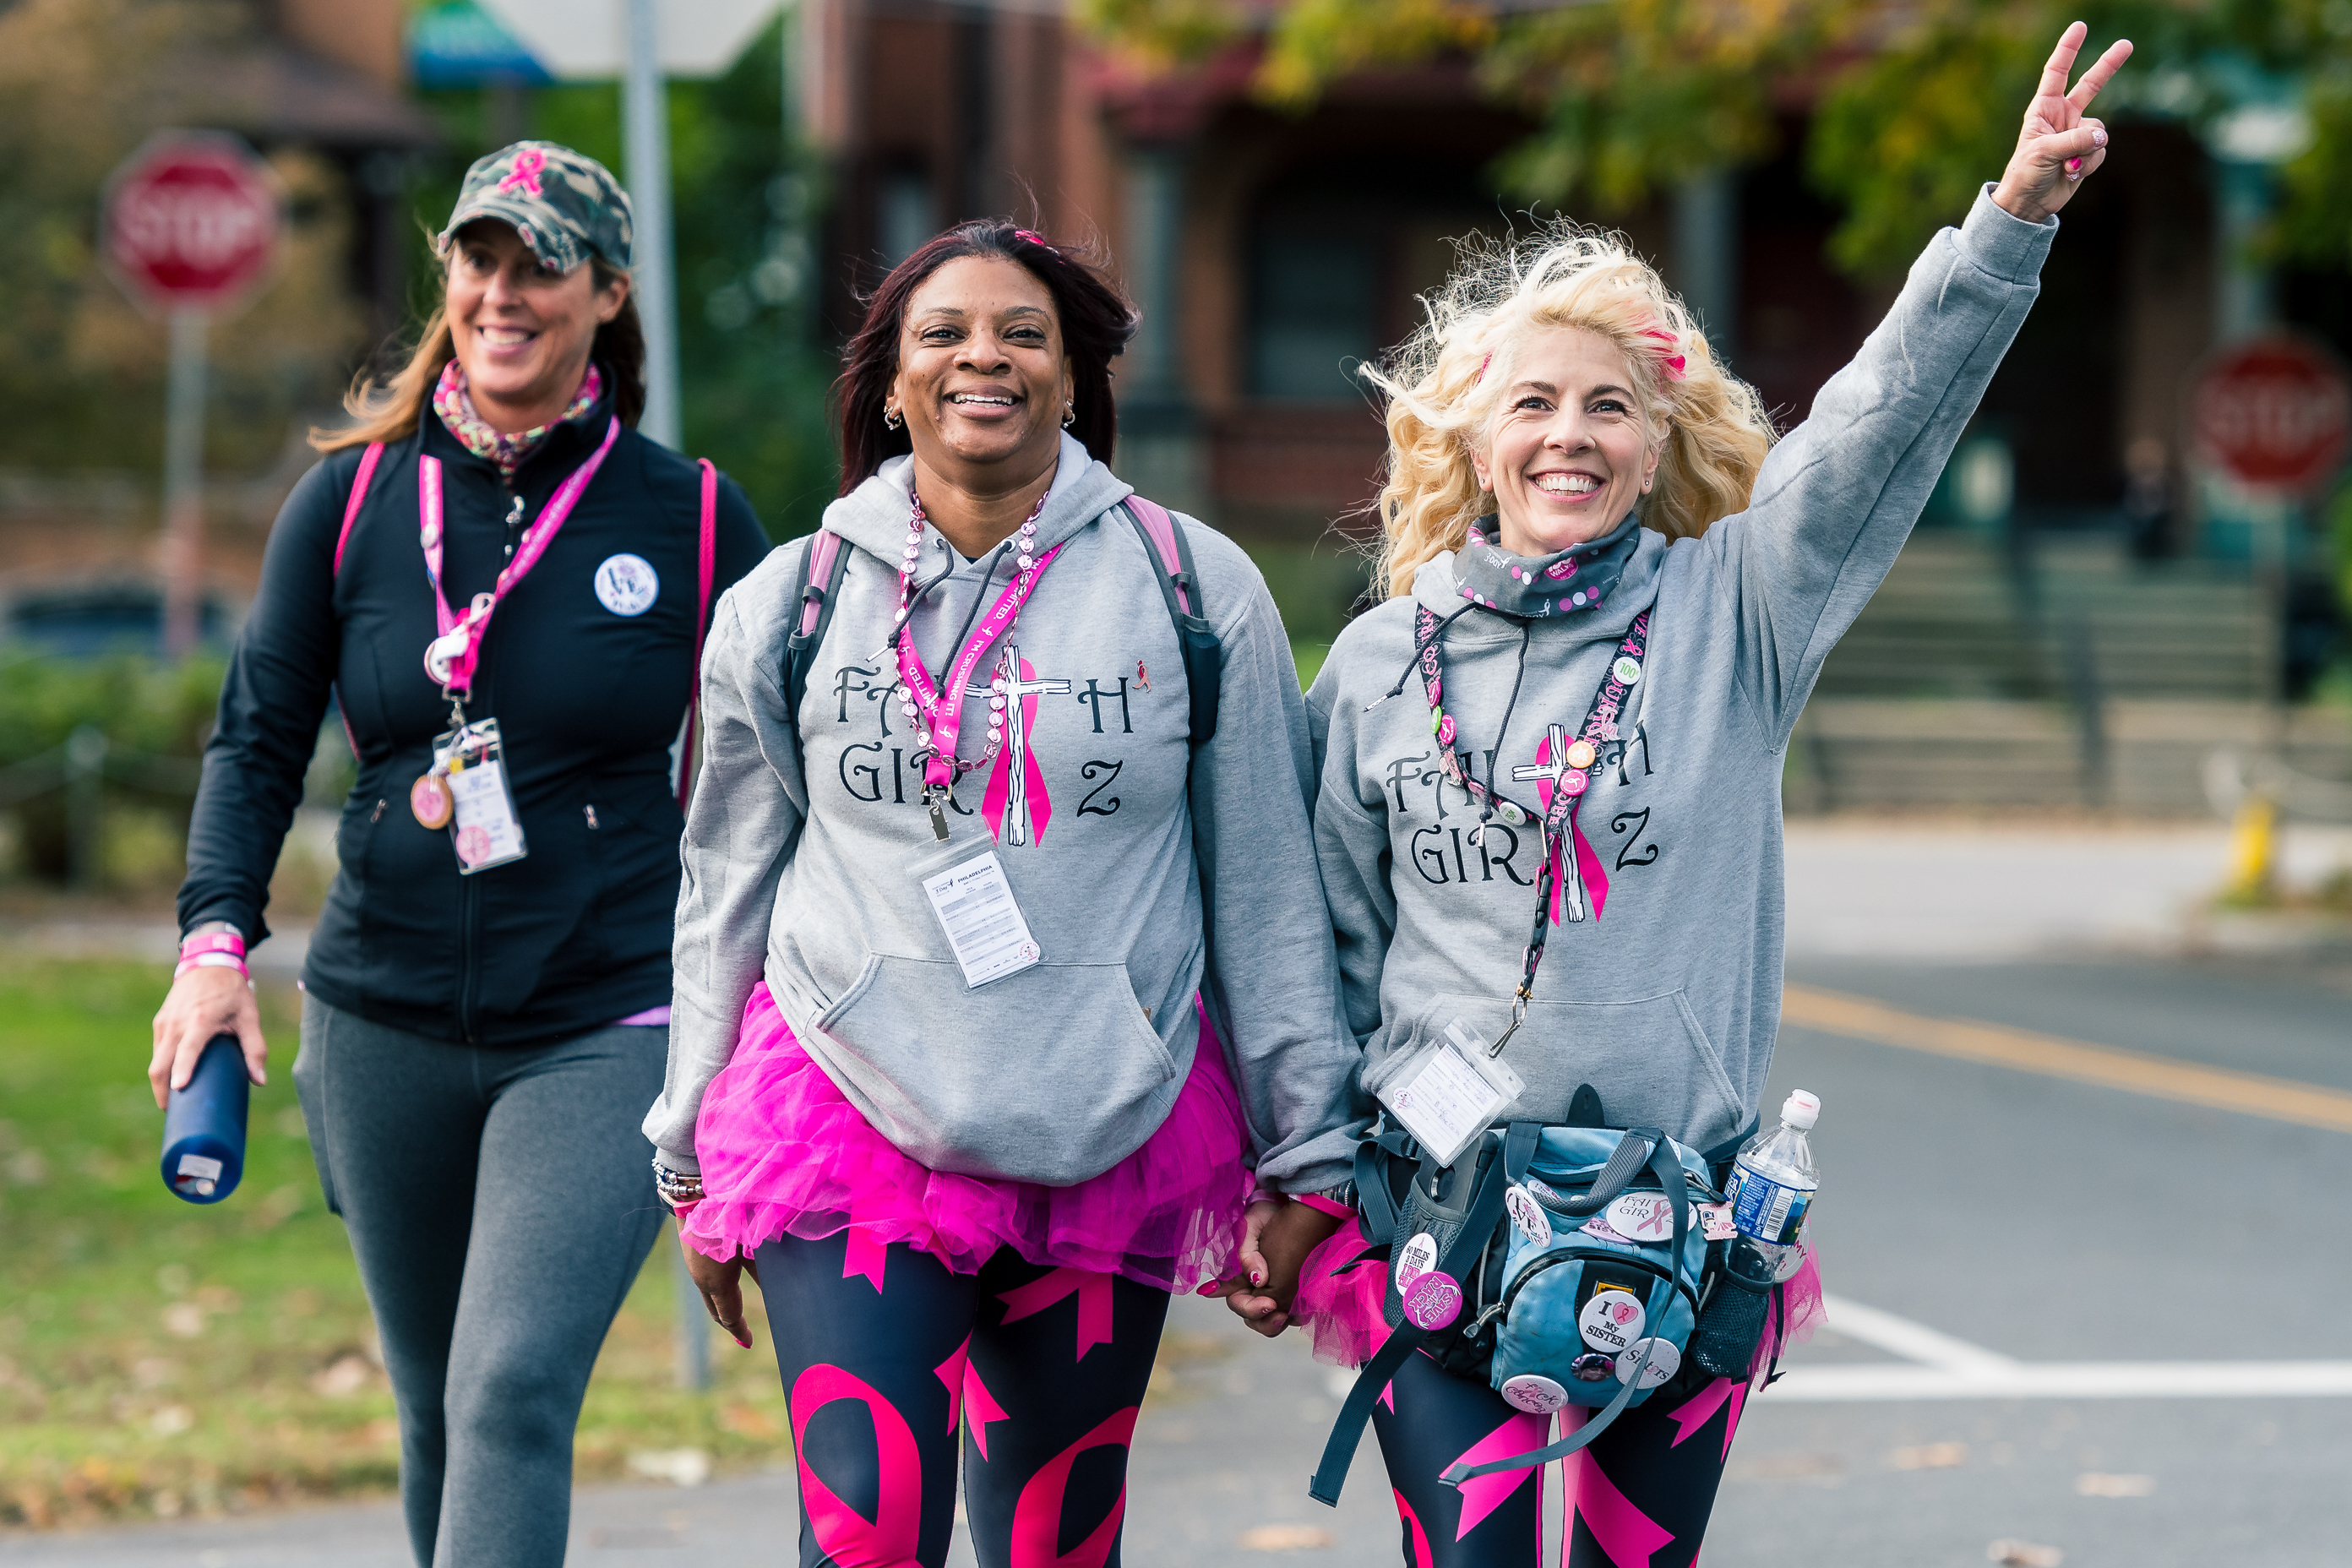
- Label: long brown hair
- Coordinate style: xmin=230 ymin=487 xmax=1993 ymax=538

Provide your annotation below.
xmin=313 ymin=258 xmax=645 ymax=453
xmin=834 ymin=221 xmax=1135 ymax=494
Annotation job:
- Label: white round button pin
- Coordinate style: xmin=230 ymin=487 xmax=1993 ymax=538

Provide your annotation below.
xmin=1500 ymin=1374 xmax=1572 ymax=1414
xmin=1504 ymin=1184 xmax=1553 ymax=1248
xmin=1577 ymin=1289 xmax=1645 ymax=1354
xmin=1614 ymin=1338 xmax=1680 ymax=1389
xmin=594 ymin=553 xmax=660 ymax=616
xmin=1605 ymin=1192 xmax=1677 ymax=1244
xmin=1395 ymin=1231 xmax=1440 ymax=1291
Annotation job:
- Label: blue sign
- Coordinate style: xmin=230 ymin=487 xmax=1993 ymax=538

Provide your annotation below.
xmin=409 ymin=1 xmax=553 ymax=89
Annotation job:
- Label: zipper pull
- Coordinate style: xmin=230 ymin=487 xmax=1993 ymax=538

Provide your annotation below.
xmin=370 ymin=799 xmax=386 ymax=822
xmin=584 ymin=804 xmax=599 ymax=830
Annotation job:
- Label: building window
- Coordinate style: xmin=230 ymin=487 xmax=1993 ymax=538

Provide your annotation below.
xmin=1249 ymin=226 xmax=1380 ymax=403
xmin=878 ymin=172 xmax=937 ymax=270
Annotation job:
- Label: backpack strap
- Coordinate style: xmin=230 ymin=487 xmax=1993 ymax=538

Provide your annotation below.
xmin=780 ymin=530 xmax=851 ymax=766
xmin=676 ymin=459 xmax=721 ymax=811
xmin=1123 ymin=497 xmax=1221 ymax=747
xmin=332 ymin=442 xmax=384 ymax=576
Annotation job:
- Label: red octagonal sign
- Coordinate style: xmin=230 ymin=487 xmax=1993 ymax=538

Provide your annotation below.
xmin=2191 ymin=335 xmax=2352 ymax=493
xmin=102 ymin=133 xmax=283 ymax=313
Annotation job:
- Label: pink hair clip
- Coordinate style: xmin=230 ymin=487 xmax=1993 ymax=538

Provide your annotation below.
xmin=1474 ymin=351 xmax=1492 ymax=384
xmin=1014 ymin=229 xmax=1051 ymax=248
xmin=1640 ymin=327 xmax=1688 ymax=381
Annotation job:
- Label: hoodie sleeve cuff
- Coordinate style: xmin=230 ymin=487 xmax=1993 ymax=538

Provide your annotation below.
xmin=1959 ymin=183 xmax=2057 ymax=284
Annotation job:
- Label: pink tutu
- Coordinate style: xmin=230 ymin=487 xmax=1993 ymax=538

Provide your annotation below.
xmin=680 ymin=983 xmax=1250 ymax=1293
xmin=1288 ymin=1217 xmax=1827 ymax=1382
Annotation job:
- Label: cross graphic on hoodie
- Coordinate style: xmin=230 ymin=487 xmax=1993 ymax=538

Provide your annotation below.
xmin=1511 ymin=723 xmax=1584 ymax=804
xmin=970 ymin=644 xmax=1070 ymax=846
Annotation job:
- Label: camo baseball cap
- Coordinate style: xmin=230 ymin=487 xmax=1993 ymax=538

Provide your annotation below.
xmin=437 ymin=142 xmax=634 ymax=274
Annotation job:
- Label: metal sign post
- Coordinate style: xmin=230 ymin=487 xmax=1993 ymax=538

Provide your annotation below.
xmin=623 ymin=0 xmax=683 ymax=451
xmin=159 ymin=309 xmax=211 ymax=657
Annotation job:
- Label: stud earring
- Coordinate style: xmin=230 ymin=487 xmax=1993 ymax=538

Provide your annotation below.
xmin=883 ymin=406 xmax=903 ymax=432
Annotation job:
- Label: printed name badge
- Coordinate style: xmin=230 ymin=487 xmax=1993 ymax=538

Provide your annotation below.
xmin=921 ymin=851 xmax=1043 ymax=988
xmin=434 ymin=717 xmax=528 ymax=875
xmin=1378 ymin=1018 xmax=1525 ymax=1168
xmin=593 ymin=553 xmax=660 ymax=616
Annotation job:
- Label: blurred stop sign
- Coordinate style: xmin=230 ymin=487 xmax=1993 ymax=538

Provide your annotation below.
xmin=102 ymin=133 xmax=282 ymax=314
xmin=2191 ymin=335 xmax=2352 ymax=493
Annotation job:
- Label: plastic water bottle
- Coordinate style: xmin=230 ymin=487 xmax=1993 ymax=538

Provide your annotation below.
xmin=160 ymin=1034 xmax=248 ymax=1205
xmin=1726 ymin=1090 xmax=1817 ymax=1284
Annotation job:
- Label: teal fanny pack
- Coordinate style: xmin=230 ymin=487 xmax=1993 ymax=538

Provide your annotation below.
xmin=1310 ymin=1110 xmax=1746 ymax=1505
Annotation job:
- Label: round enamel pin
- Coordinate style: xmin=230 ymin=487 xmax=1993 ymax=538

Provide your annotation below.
xmin=1613 ymin=656 xmax=1642 ymax=684
xmin=1501 ymin=1374 xmax=1572 ymax=1413
xmin=1577 ymin=1289 xmax=1645 ymax=1354
xmin=594 ymin=553 xmax=660 ymax=616
xmin=1504 ymin=1184 xmax=1553 ymax=1248
xmin=1402 ymin=1270 xmax=1462 ymax=1331
xmin=455 ymin=825 xmax=494 ymax=867
xmin=410 ymin=772 xmax=453 ymax=830
xmin=1565 ymin=738 xmax=1598 ymax=770
xmin=1614 ymin=1338 xmax=1680 ymax=1390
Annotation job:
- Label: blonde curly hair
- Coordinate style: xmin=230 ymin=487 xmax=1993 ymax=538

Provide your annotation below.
xmin=1364 ymin=221 xmax=1777 ymax=601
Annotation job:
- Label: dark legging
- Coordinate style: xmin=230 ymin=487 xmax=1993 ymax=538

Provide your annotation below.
xmin=756 ymin=1231 xmax=1171 ymax=1568
xmin=294 ymin=995 xmax=668 ymax=1567
xmin=1372 ymin=1346 xmax=1747 ymax=1567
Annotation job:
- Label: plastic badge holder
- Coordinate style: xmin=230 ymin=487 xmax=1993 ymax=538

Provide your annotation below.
xmin=160 ymin=1032 xmax=248 ymax=1205
xmin=1377 ymin=1017 xmax=1525 ymax=1168
xmin=434 ymin=716 xmax=528 ymax=875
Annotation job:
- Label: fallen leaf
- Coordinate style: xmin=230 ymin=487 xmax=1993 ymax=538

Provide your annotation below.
xmin=1891 ymin=1441 xmax=1968 ymax=1470
xmin=1239 ymin=1523 xmax=1336 ymax=1550
xmin=2075 ymin=1473 xmax=2155 ymax=1498
xmin=1988 ymin=1539 xmax=2064 ymax=1566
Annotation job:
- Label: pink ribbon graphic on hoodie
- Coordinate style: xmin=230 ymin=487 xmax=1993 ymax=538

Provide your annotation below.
xmin=975 ymin=643 xmax=1069 ymax=846
xmin=1519 ymin=725 xmax=1612 ymax=923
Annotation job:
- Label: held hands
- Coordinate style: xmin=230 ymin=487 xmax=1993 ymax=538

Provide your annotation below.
xmin=1990 ymin=22 xmax=2134 ymax=225
xmin=147 ymin=964 xmax=267 ymax=1110
xmin=1217 ymin=1197 xmax=1346 ymax=1339
xmin=677 ymin=1222 xmax=761 ymax=1349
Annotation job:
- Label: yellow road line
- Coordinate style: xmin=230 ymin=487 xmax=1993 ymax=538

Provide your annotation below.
xmin=1779 ymin=983 xmax=2352 ymax=1135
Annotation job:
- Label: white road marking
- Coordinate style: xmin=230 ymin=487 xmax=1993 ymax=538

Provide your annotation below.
xmin=1764 ymin=1295 xmax=2352 ymax=1402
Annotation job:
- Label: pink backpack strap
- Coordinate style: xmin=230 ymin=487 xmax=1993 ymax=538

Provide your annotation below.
xmin=678 ymin=459 xmax=722 ymax=811
xmin=1124 ymin=494 xmax=1190 ymax=614
xmin=800 ymin=530 xmax=844 ymax=636
xmin=332 ymin=442 xmax=384 ymax=575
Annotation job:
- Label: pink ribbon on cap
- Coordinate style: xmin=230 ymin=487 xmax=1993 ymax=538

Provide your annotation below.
xmin=497 ymin=148 xmax=547 ymax=196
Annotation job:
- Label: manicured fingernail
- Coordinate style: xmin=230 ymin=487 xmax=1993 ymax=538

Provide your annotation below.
xmin=2065 ymin=156 xmax=2082 ymax=172
xmin=1252 ymin=1271 xmax=1265 ymax=1286
xmin=2092 ymin=127 xmax=2107 ymax=146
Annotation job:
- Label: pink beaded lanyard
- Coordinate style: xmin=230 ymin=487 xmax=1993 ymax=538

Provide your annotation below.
xmin=416 ymin=415 xmax=621 ymax=717
xmin=889 ymin=489 xmax=1059 ymax=839
xmin=1414 ymin=603 xmax=1652 ymax=1052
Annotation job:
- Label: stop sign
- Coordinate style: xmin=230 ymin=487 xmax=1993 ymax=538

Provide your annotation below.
xmin=2191 ymin=335 xmax=2352 ymax=493
xmin=102 ymin=133 xmax=283 ymax=314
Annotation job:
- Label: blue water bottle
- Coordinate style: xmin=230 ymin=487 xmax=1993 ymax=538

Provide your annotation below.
xmin=161 ymin=1032 xmax=248 ymax=1204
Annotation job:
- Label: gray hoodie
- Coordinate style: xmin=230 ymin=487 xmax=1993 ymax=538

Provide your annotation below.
xmin=645 ymin=433 xmax=1361 ymax=1191
xmin=1305 ymin=190 xmax=2055 ymax=1157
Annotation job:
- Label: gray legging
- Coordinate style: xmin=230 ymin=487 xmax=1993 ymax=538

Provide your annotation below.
xmin=294 ymin=994 xmax=668 ymax=1568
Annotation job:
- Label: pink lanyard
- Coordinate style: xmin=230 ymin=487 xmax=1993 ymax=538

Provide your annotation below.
xmin=895 ymin=544 xmax=1064 ymax=800
xmin=417 ymin=416 xmax=621 ymax=702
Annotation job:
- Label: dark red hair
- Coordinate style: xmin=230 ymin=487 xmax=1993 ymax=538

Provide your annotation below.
xmin=835 ymin=221 xmax=1137 ymax=494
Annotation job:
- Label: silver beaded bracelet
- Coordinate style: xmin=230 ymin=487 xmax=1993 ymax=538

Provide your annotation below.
xmin=651 ymin=1159 xmax=704 ymax=1206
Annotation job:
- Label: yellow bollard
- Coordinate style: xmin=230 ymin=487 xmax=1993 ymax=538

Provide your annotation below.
xmin=2224 ymin=795 xmax=2278 ymax=905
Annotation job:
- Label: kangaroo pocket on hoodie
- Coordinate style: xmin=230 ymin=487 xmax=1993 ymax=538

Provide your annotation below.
xmin=802 ymin=953 xmax=1188 ymax=1185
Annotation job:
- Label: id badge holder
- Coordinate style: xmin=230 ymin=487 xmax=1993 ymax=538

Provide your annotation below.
xmin=433 ymin=716 xmax=529 ymax=875
xmin=906 ymin=831 xmax=1042 ymax=990
xmin=1375 ymin=1017 xmax=1527 ymax=1168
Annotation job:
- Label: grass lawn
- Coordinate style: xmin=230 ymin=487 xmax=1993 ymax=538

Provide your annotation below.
xmin=0 ymin=956 xmax=793 ymax=1532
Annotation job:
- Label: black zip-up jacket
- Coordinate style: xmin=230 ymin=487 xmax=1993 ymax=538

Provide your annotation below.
xmin=178 ymin=384 xmax=770 ymax=1045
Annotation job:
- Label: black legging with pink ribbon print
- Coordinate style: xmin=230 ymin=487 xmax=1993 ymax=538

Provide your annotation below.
xmin=758 ymin=1231 xmax=1169 ymax=1568
xmin=1372 ymin=1345 xmax=1748 ymax=1567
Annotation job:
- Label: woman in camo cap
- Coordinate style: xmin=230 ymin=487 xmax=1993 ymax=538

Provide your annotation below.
xmin=156 ymin=142 xmax=769 ymax=1568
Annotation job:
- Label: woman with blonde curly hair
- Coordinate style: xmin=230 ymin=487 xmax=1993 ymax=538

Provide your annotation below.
xmin=1217 ymin=24 xmax=2130 ymax=1565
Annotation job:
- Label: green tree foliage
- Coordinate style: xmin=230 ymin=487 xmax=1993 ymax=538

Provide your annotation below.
xmin=1081 ymin=0 xmax=2352 ymax=281
xmin=411 ymin=17 xmax=837 ymax=540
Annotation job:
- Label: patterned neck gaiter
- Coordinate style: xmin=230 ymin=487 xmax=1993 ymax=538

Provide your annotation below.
xmin=1450 ymin=513 xmax=1641 ymax=618
xmin=432 ymin=359 xmax=602 ymax=478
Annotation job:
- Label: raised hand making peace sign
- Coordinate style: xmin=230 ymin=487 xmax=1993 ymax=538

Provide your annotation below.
xmin=1991 ymin=21 xmax=2135 ymax=225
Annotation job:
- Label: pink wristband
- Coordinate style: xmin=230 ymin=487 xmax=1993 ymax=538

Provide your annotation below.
xmin=175 ymin=952 xmax=248 ymax=980
xmin=1297 ymin=1193 xmax=1355 ymax=1220
xmin=179 ymin=930 xmax=247 ymax=961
